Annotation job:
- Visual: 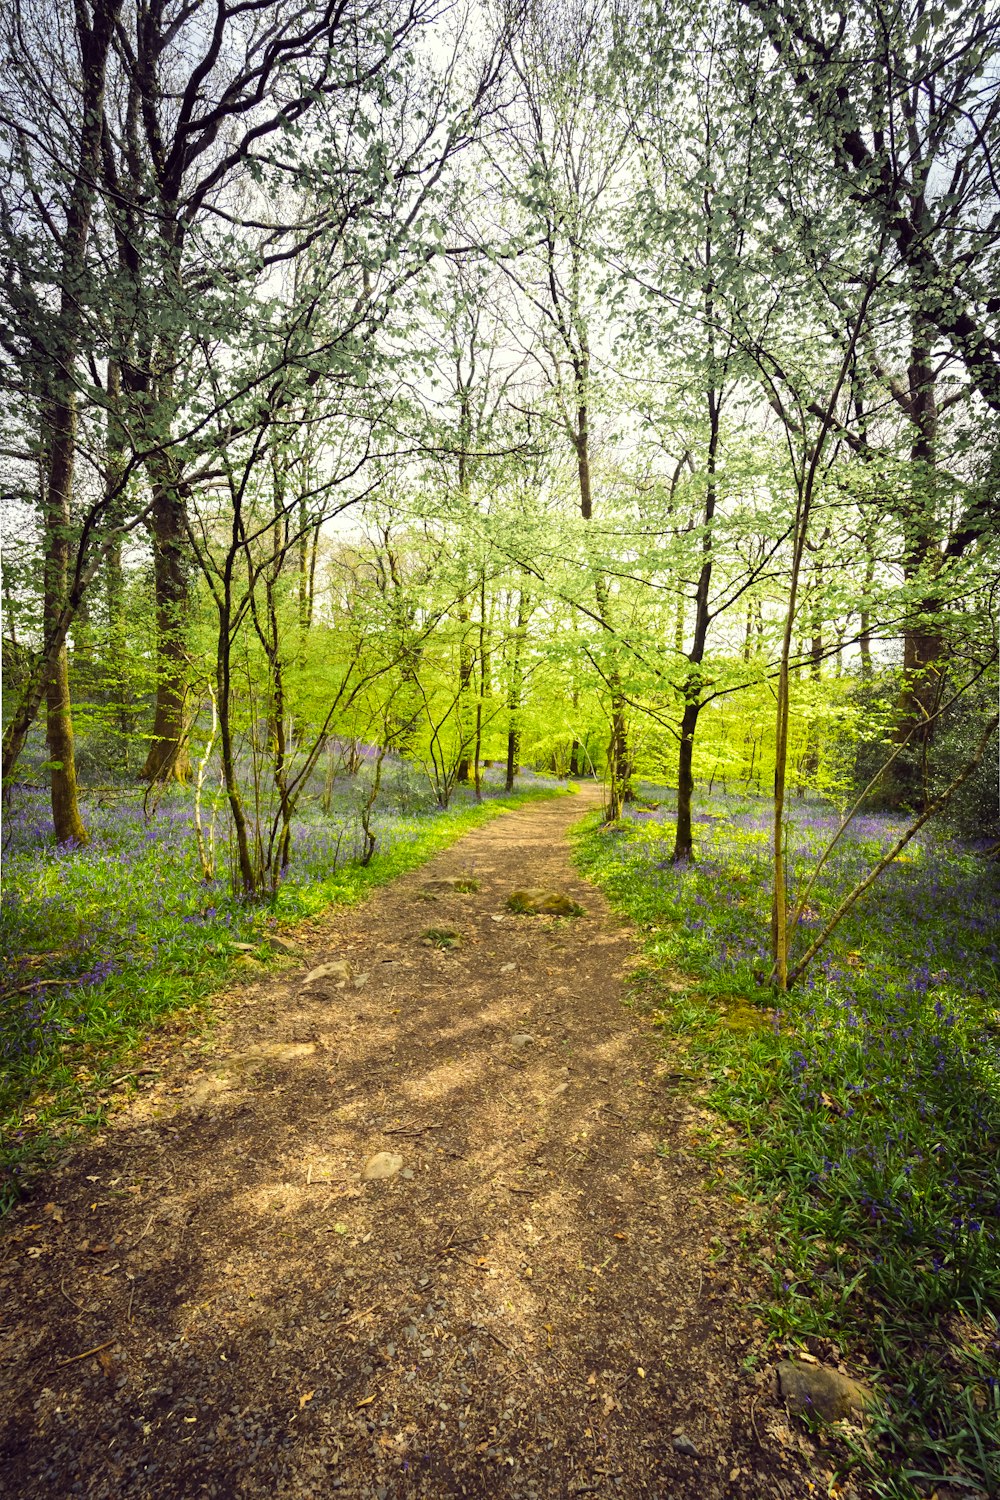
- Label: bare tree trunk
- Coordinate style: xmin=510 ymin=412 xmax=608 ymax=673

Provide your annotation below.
xmin=858 ymin=525 xmax=875 ymax=679
xmin=455 ymin=620 xmax=474 ymax=785
xmin=672 ymin=386 xmax=719 ymax=861
xmin=473 ymin=571 xmax=488 ymax=801
xmin=505 ymin=588 xmax=531 ymax=790
xmin=882 ymin=319 xmax=945 ymax=810
xmin=505 ymin=725 xmax=519 ymax=791
xmin=33 ymin=0 xmax=122 ymax=839
xmin=606 ymin=702 xmax=632 ymax=820
xmin=797 ymin=561 xmax=825 ymax=789
xmin=577 ymin=392 xmax=632 ymax=816
xmin=216 ymin=586 xmax=255 ymax=894
xmin=771 ymin=276 xmax=876 ymax=988
xmin=44 ymin=426 xmax=87 ymax=844
xmin=142 ymin=480 xmax=191 ymax=782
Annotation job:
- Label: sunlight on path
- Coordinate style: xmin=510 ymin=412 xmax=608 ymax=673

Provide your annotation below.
xmin=0 ymin=790 xmax=819 ymax=1500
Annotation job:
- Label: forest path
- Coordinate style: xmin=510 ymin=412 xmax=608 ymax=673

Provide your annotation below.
xmin=0 ymin=789 xmax=817 ymax=1499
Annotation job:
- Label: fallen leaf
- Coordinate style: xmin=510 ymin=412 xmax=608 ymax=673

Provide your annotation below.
xmin=298 ymin=1391 xmax=314 ymax=1410
xmin=356 ymin=1394 xmax=375 ymax=1408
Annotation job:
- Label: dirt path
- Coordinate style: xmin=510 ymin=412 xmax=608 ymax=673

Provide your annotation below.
xmin=0 ymin=791 xmax=820 ymax=1499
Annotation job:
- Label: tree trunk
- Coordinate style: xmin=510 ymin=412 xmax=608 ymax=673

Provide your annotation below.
xmin=771 ymin=277 xmax=875 ymax=988
xmin=671 ymin=384 xmax=719 ymax=862
xmin=25 ymin=0 xmax=120 ymax=834
xmin=673 ymin=700 xmax=700 ymax=862
xmin=456 ymin=626 xmax=474 ymax=785
xmin=142 ymin=480 xmax=191 ymax=782
xmin=882 ymin=319 xmax=945 ymax=809
xmin=505 ymin=589 xmax=529 ymax=791
xmin=505 ymin=727 xmax=519 ymax=791
xmin=606 ymin=700 xmax=632 ymax=820
xmin=473 ymin=572 xmax=488 ymax=801
xmin=44 ymin=422 xmax=88 ymax=845
xmin=216 ymin=590 xmax=256 ymax=894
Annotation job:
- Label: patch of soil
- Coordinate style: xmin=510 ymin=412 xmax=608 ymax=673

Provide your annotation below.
xmin=0 ymin=790 xmax=839 ymax=1498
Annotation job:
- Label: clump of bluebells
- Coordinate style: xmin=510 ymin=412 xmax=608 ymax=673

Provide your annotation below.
xmin=577 ymin=786 xmax=1000 ymax=1497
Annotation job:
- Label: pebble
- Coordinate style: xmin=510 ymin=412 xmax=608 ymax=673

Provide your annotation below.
xmin=361 ymin=1152 xmax=404 ymax=1182
xmin=672 ymin=1433 xmax=701 ymax=1458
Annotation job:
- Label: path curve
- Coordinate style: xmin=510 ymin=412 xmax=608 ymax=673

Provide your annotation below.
xmin=0 ymin=790 xmax=816 ymax=1498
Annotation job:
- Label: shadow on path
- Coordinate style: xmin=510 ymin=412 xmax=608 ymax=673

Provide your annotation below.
xmin=0 ymin=790 xmax=817 ymax=1499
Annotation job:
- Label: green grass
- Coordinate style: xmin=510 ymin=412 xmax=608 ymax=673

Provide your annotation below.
xmin=1 ymin=786 xmax=562 ymax=1211
xmin=574 ymin=792 xmax=1000 ymax=1500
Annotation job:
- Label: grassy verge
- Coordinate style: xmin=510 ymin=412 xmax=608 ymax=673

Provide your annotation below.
xmin=1 ymin=785 xmax=562 ymax=1211
xmin=574 ymin=793 xmax=1000 ymax=1500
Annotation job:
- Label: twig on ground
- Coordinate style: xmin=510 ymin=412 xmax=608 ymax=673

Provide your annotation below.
xmin=478 ymin=1325 xmax=512 ymax=1352
xmin=129 ymin=1213 xmax=156 ymax=1249
xmin=8 ymin=978 xmax=70 ymax=995
xmin=103 ymin=1070 xmax=158 ymax=1090
xmin=339 ymin=1304 xmax=376 ymax=1326
xmin=60 ymin=1277 xmax=84 ymax=1311
xmin=55 ymin=1339 xmax=117 ymax=1369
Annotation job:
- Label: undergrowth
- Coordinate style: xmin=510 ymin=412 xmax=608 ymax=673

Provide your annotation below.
xmin=574 ymin=787 xmax=1000 ymax=1500
xmin=1 ymin=782 xmax=561 ymax=1211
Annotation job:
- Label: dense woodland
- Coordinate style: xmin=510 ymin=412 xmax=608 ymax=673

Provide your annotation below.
xmin=2 ymin=0 xmax=997 ymax=878
xmin=1 ymin=0 xmax=1000 ymax=1491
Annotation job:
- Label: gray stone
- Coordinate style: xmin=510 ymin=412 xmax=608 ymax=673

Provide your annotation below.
xmin=671 ymin=1433 xmax=701 ymax=1458
xmin=776 ymin=1360 xmax=872 ymax=1422
xmin=266 ymin=935 xmax=299 ymax=955
xmin=362 ymin=1152 xmax=404 ymax=1182
xmin=231 ymin=1041 xmax=316 ymax=1070
xmin=303 ymin=960 xmax=353 ymax=988
xmin=507 ymin=889 xmax=582 ymax=917
xmin=185 ymin=1041 xmax=316 ymax=1109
